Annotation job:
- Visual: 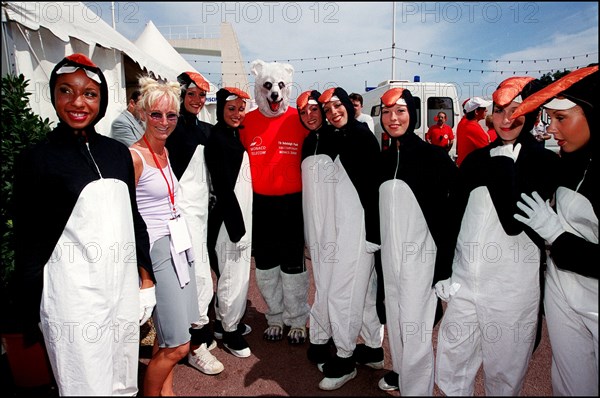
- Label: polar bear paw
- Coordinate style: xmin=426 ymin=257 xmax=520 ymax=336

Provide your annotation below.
xmin=263 ymin=324 xmax=283 ymax=341
xmin=287 ymin=326 xmax=307 ymax=345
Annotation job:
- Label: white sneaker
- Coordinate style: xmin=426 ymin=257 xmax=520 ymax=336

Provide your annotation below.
xmin=319 ymin=369 xmax=357 ymax=390
xmin=188 ymin=343 xmax=224 ymax=375
xmin=207 ymin=339 xmax=217 ymax=351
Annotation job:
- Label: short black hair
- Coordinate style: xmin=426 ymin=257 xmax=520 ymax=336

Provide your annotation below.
xmin=130 ymin=90 xmax=141 ymax=102
xmin=349 ymin=93 xmax=363 ymax=106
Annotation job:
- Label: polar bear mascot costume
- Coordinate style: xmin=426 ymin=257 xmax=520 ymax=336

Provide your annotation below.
xmin=239 ymin=59 xmax=310 ymax=344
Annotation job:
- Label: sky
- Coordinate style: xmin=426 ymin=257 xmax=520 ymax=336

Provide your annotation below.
xmin=85 ymin=1 xmax=598 ymax=101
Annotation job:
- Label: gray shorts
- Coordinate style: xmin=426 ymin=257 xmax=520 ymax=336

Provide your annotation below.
xmin=151 ymin=236 xmax=200 ymax=348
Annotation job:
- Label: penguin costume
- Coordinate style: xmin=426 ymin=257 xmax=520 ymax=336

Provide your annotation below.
xmin=13 ymin=53 xmax=153 ymax=395
xmin=298 ymin=90 xmax=338 ymax=364
xmin=378 ymin=87 xmax=458 ymax=395
xmin=435 ymin=77 xmax=560 ymax=396
xmin=315 ymin=87 xmax=384 ymax=391
xmin=205 ymin=87 xmax=254 ymax=358
xmin=511 ymin=64 xmax=599 ymax=395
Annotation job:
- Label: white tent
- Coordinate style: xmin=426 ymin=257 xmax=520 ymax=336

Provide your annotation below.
xmin=1 ymin=1 xmax=180 ymax=135
xmin=134 ymin=20 xmax=216 ymax=123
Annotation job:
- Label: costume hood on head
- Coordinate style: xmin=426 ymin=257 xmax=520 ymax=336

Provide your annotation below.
xmin=510 ymin=65 xmax=598 ymax=157
xmin=215 ymin=87 xmax=250 ymax=125
xmin=49 ymin=53 xmax=108 ymax=128
xmin=318 ymin=87 xmax=356 ymax=124
xmin=250 ymin=59 xmax=294 ymax=117
xmin=493 ymin=76 xmax=545 ymax=138
xmin=296 ymin=90 xmax=324 ymax=130
xmin=177 ymin=71 xmax=210 ymax=96
xmin=177 ymin=71 xmax=210 ymax=118
xmin=511 ymin=64 xmax=598 ymax=134
xmin=379 ymin=87 xmax=417 ymax=137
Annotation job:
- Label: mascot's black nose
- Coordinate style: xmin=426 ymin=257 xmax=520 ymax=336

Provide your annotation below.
xmin=270 ymin=92 xmax=279 ymax=101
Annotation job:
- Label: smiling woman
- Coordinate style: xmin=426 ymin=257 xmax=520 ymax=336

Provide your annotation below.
xmin=128 ymin=76 xmax=203 ymax=396
xmin=13 ymin=53 xmax=155 ymax=396
xmin=204 ymin=87 xmax=254 ymax=359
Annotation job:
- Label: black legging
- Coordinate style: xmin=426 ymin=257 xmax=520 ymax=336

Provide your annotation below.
xmin=252 ymin=192 xmax=305 ymax=274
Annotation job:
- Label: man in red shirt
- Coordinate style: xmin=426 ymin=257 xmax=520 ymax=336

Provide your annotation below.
xmin=425 ymin=111 xmax=454 ymax=152
xmin=456 ymin=97 xmax=492 ymax=166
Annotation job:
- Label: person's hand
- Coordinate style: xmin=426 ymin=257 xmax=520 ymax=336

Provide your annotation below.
xmin=236 ymin=237 xmax=251 ymax=251
xmin=490 ymin=143 xmax=521 ymax=162
xmin=514 ymin=191 xmax=564 ymax=244
xmin=235 ymin=234 xmax=252 ymax=251
xmin=139 ymin=286 xmax=156 ymax=326
xmin=434 ymin=278 xmax=461 ymax=302
xmin=365 ymin=241 xmax=380 ymax=253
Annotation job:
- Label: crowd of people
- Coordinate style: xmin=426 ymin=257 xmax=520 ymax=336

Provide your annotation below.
xmin=12 ymin=52 xmax=597 ymax=396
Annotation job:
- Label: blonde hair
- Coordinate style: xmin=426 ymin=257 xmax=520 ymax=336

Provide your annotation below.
xmin=485 ymin=114 xmax=494 ymax=129
xmin=137 ymin=76 xmax=181 ymax=115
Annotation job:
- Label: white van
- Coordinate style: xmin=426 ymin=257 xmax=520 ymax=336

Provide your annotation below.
xmin=362 ymin=80 xmax=461 ymax=160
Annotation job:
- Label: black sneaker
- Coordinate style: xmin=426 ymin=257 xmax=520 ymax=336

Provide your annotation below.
xmin=352 ymin=343 xmax=384 ymax=369
xmin=378 ymin=371 xmax=399 ymax=391
xmin=223 ymin=330 xmax=251 ymax=358
xmin=214 ymin=320 xmax=252 ymax=340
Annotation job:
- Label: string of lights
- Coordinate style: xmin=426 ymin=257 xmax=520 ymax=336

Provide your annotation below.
xmin=188 ymin=55 xmax=593 ymax=77
xmin=393 ymin=47 xmax=597 ymax=64
xmin=187 ymin=46 xmax=597 ymax=66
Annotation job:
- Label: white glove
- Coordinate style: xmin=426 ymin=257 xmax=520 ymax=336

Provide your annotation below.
xmin=490 ymin=143 xmax=521 ymax=162
xmin=365 ymin=241 xmax=381 ymax=254
xmin=514 ymin=191 xmax=564 ymax=244
xmin=139 ymin=286 xmax=156 ymax=326
xmin=236 ymin=237 xmax=251 ymax=251
xmin=434 ymin=278 xmax=461 ymax=302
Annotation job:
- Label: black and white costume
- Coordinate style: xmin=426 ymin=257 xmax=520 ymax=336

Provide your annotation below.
xmin=165 ymin=72 xmax=214 ymax=346
xmin=315 ymin=88 xmax=383 ymax=387
xmin=435 ymin=78 xmax=560 ymax=395
xmin=378 ymin=88 xmax=457 ymax=395
xmin=205 ymin=88 xmax=253 ymax=355
xmin=14 ymin=54 xmax=152 ymax=396
xmin=511 ymin=65 xmax=598 ymax=395
xmin=299 ymin=91 xmax=338 ymax=358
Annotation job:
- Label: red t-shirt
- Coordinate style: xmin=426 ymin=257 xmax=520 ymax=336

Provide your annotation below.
xmin=425 ymin=123 xmax=454 ymax=148
xmin=240 ymin=107 xmax=308 ymax=195
xmin=456 ymin=117 xmax=491 ymax=167
xmin=487 ymin=128 xmax=498 ymax=143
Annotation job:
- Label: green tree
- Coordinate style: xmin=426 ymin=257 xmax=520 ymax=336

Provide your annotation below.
xmin=1 ymin=74 xmax=52 ymax=291
xmin=539 ymin=70 xmax=571 ymax=85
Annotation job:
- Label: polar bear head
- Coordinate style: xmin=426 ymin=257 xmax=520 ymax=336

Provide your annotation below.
xmin=251 ymin=59 xmax=294 ymax=118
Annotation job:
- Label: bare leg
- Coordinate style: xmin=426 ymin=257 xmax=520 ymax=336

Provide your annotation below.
xmin=143 ymin=339 xmax=190 ymax=396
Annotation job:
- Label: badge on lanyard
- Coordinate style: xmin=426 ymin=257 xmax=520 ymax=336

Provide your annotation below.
xmin=168 ymin=215 xmax=192 ymax=254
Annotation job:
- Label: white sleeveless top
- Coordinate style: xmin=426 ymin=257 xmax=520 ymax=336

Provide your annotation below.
xmin=130 ymin=147 xmax=180 ymax=245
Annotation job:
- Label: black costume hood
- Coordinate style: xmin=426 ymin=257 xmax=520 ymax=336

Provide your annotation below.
xmin=318 ymin=87 xmax=356 ymax=125
xmin=215 ymin=87 xmax=250 ymax=127
xmin=49 ymin=53 xmax=108 ymax=129
xmin=177 ymin=71 xmax=211 ymax=118
xmin=492 ymin=76 xmax=545 ymax=141
xmin=379 ymin=87 xmax=418 ymax=146
xmin=296 ymin=90 xmax=324 ymax=130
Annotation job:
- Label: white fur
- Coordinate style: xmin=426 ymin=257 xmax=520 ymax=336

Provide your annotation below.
xmin=250 ymin=59 xmax=294 ymax=118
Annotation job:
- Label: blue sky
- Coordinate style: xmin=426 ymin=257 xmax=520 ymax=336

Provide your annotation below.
xmin=86 ymin=2 xmax=598 ymax=101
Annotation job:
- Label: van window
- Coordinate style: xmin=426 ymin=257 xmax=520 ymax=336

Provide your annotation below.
xmin=427 ymin=97 xmax=455 ymax=128
xmin=371 ymin=105 xmax=380 ymax=117
xmin=371 ymin=97 xmax=421 ymax=129
xmin=413 ymin=96 xmax=421 ymax=129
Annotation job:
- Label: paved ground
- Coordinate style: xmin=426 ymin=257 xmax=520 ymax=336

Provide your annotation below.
xmin=4 ymin=256 xmax=553 ymax=396
xmin=149 ymin=257 xmax=553 ymax=396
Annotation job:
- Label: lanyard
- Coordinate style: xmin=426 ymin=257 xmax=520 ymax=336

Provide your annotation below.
xmin=143 ymin=135 xmax=176 ymax=216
